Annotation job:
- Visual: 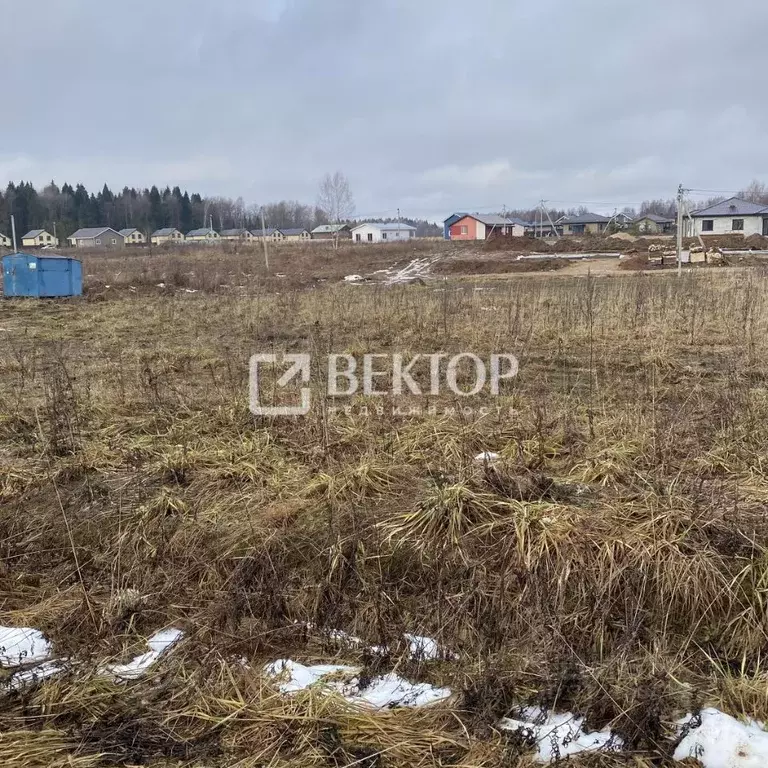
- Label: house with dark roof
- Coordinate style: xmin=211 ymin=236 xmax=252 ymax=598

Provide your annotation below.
xmin=21 ymin=229 xmax=58 ymax=248
xmin=68 ymin=227 xmax=125 ymax=248
xmin=186 ymin=227 xmax=220 ymax=242
xmin=689 ymin=197 xmax=768 ymax=237
xmin=220 ymin=228 xmax=255 ymax=242
xmin=447 ymin=213 xmax=532 ymax=240
xmin=310 ymin=224 xmax=352 ymax=240
xmin=634 ymin=214 xmax=675 ymax=234
xmin=557 ymin=213 xmax=611 ymax=236
xmin=119 ymin=228 xmax=146 ymax=245
xmin=150 ymin=228 xmax=184 ymax=245
xmin=281 ymin=228 xmax=311 ymax=242
xmin=252 ymin=228 xmax=285 ymax=242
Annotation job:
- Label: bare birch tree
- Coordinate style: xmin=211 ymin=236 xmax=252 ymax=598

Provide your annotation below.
xmin=317 ymin=172 xmax=355 ymax=241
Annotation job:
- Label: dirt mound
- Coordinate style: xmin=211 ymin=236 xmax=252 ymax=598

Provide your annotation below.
xmin=699 ymin=233 xmax=752 ymax=250
xmin=483 ymin=234 xmax=542 ymax=252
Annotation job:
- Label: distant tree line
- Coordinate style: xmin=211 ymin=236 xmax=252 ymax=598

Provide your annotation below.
xmin=0 ymin=179 xmax=442 ymax=241
xmin=0 ymin=181 xmax=332 ymax=241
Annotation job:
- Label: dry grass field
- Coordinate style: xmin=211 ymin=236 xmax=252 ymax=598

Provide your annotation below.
xmin=2 ymin=245 xmax=768 ymax=765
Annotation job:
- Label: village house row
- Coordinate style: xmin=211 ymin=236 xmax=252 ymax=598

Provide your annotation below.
xmin=0 ymin=222 xmax=417 ymax=250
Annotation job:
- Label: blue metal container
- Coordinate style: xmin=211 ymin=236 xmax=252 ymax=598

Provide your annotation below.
xmin=2 ymin=253 xmax=83 ymax=297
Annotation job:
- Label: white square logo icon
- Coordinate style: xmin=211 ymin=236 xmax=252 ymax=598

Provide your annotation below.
xmin=249 ymin=353 xmax=311 ymax=416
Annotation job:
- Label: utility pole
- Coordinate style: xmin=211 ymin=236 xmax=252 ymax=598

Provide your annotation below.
xmin=260 ymin=207 xmax=269 ymax=271
xmin=676 ymin=183 xmax=685 ymax=277
xmin=11 ymin=215 xmax=17 ymax=252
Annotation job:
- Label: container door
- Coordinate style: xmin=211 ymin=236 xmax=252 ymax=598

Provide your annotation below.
xmin=3 ymin=257 xmax=39 ymax=297
xmin=38 ymin=258 xmax=72 ymax=297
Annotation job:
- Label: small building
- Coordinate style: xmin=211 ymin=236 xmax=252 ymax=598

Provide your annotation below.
xmin=21 ymin=229 xmax=59 ymax=248
xmin=558 ymin=213 xmax=611 ymax=235
xmin=68 ymin=227 xmax=125 ymax=248
xmin=151 ymin=228 xmax=185 ymax=245
xmin=448 ymin=214 xmax=528 ymax=240
xmin=220 ymin=228 xmax=255 ymax=243
xmin=186 ymin=227 xmax=220 ymax=243
xmin=0 ymin=233 xmax=11 ymax=248
xmin=252 ymin=228 xmax=285 ymax=242
xmin=351 ymin=222 xmax=417 ymax=243
xmin=688 ymin=197 xmax=768 ymax=237
xmin=443 ymin=213 xmax=469 ymax=240
xmin=119 ymin=228 xmax=146 ymax=245
xmin=634 ymin=214 xmax=674 ymax=234
xmin=311 ymin=224 xmax=352 ymax=240
xmin=281 ymin=228 xmax=311 ymax=242
xmin=2 ymin=252 xmax=83 ymax=297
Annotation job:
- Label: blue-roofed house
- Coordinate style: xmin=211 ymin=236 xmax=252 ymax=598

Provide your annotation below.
xmin=690 ymin=197 xmax=768 ymax=237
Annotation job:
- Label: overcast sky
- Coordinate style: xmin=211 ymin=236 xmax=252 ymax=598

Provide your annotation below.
xmin=3 ymin=0 xmax=768 ymax=220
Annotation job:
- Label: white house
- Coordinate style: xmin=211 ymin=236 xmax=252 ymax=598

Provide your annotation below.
xmin=0 ymin=232 xmax=11 ymax=248
xmin=689 ymin=197 xmax=768 ymax=237
xmin=351 ymin=222 xmax=417 ymax=243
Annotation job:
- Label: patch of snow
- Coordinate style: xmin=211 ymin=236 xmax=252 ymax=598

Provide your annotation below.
xmin=344 ymin=274 xmax=366 ymax=283
xmin=0 ymin=627 xmax=51 ymax=667
xmin=340 ymin=672 xmax=451 ymax=709
xmin=4 ymin=659 xmax=69 ymax=692
xmin=475 ymin=451 xmax=500 ymax=463
xmin=102 ymin=628 xmax=184 ymax=681
xmin=674 ymin=708 xmax=768 ymax=767
xmin=500 ymin=711 xmax=622 ymax=763
xmin=404 ymin=634 xmax=440 ymax=661
xmin=265 ymin=660 xmax=358 ymax=694
xmin=264 ymin=659 xmax=451 ymax=709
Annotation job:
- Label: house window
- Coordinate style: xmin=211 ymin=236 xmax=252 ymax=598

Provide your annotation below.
xmin=367 ymin=233 xmax=373 ymax=242
xmin=460 ymin=225 xmax=468 ymax=235
xmin=112 ymin=238 xmax=117 ymax=244
xmin=702 ymin=220 xmax=714 ymax=232
xmin=356 ymin=234 xmax=361 ymax=242
xmin=382 ymin=233 xmax=387 ymax=240
xmin=732 ymin=219 xmax=744 ymax=231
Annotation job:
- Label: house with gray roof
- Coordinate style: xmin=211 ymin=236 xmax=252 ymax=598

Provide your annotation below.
xmin=68 ymin=227 xmax=125 ymax=248
xmin=22 ymin=229 xmax=59 ymax=247
xmin=150 ymin=228 xmax=185 ymax=245
xmin=634 ymin=213 xmax=675 ymax=234
xmin=447 ymin=213 xmax=532 ymax=240
xmin=281 ymin=228 xmax=311 ymax=242
xmin=251 ymin=228 xmax=285 ymax=241
xmin=557 ymin=212 xmax=611 ymax=236
xmin=689 ymin=197 xmax=768 ymax=237
xmin=310 ymin=224 xmax=352 ymax=240
xmin=119 ymin=228 xmax=146 ymax=245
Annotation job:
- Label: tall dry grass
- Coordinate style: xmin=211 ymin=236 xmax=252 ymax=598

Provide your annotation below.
xmin=1 ymin=267 xmax=768 ymax=764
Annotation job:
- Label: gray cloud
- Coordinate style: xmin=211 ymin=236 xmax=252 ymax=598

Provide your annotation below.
xmin=2 ymin=0 xmax=767 ymax=219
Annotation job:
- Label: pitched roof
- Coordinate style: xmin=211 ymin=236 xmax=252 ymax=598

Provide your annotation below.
xmin=559 ymin=212 xmax=611 ymax=225
xmin=69 ymin=227 xmax=119 ymax=239
xmin=691 ymin=197 xmax=768 ymax=217
xmin=220 ymin=228 xmax=249 ymax=236
xmin=311 ymin=224 xmax=349 ymax=234
xmin=22 ymin=230 xmax=46 ymax=239
xmin=352 ymin=222 xmax=417 ymax=232
xmin=636 ymin=213 xmax=674 ymax=223
xmin=251 ymin=228 xmax=279 ymax=237
xmin=281 ymin=228 xmax=309 ymax=236
xmin=443 ymin=212 xmax=469 ymax=224
xmin=119 ymin=228 xmax=140 ymax=236
xmin=152 ymin=228 xmax=180 ymax=237
xmin=187 ymin=228 xmax=218 ymax=237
